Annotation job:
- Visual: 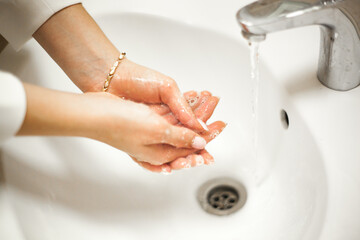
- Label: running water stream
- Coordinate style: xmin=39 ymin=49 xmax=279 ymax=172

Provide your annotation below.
xmin=249 ymin=41 xmax=260 ymax=161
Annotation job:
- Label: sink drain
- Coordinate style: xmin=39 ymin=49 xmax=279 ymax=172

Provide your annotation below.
xmin=208 ymin=186 xmax=239 ymax=210
xmin=197 ymin=177 xmax=247 ymax=216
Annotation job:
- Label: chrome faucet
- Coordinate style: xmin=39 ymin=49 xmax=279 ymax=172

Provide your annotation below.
xmin=236 ymin=0 xmax=360 ymax=91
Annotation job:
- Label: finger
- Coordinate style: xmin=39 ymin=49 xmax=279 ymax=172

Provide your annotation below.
xmin=169 ymin=157 xmax=190 ymax=170
xmin=194 ymin=96 xmax=220 ymax=122
xmin=149 ymin=121 xmax=226 ymax=165
xmin=201 ymin=121 xmax=227 ymax=143
xmin=195 ymin=154 xmax=207 ymax=166
xmin=148 ymin=104 xmax=171 ymax=115
xmin=162 ymin=94 xmax=219 ymax=125
xmin=200 ymin=91 xmax=212 ymax=97
xmin=162 ymin=91 xmax=216 ymax=125
xmin=140 ymin=162 xmax=172 ymax=174
xmin=199 ymin=149 xmax=215 ymax=165
xmin=131 ymin=156 xmax=172 ymax=173
xmin=169 ymin=150 xmax=214 ymax=170
xmin=148 ymin=91 xmax=210 ymax=116
xmin=150 ymin=91 xmax=216 ymax=125
xmin=185 ymin=90 xmax=212 ymax=110
xmin=184 ymin=91 xmax=201 ymax=108
xmin=169 ymin=153 xmax=205 ymax=170
xmin=162 ymin=125 xmax=207 ymax=149
xmin=186 ymin=154 xmax=205 ymax=167
xmin=183 ymin=90 xmax=199 ymax=100
xmin=160 ymin=80 xmax=207 ymax=132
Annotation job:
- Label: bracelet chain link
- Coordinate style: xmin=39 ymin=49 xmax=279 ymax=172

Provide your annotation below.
xmin=102 ymin=52 xmax=126 ymax=92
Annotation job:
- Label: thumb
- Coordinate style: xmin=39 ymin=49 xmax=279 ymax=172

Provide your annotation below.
xmin=163 ymin=125 xmax=207 ymax=149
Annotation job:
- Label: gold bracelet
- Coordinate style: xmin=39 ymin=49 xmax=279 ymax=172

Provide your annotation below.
xmin=102 ymin=52 xmax=126 ymax=92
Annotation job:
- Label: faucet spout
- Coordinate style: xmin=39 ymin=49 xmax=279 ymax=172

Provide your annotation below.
xmin=236 ymin=0 xmax=360 ymax=91
xmin=241 ymin=31 xmax=266 ymax=42
xmin=237 ymin=0 xmax=326 ymax=36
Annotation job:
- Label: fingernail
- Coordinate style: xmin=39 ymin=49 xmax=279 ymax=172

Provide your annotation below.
xmin=192 ymin=136 xmax=206 ymax=149
xmin=197 ymin=118 xmax=209 ymax=131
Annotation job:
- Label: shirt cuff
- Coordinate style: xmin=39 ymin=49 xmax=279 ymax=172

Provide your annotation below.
xmin=0 ymin=0 xmax=81 ymax=51
xmin=0 ymin=72 xmax=27 ymax=144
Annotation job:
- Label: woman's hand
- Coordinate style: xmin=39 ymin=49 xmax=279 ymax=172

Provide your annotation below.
xmin=97 ymin=58 xmax=207 ymax=132
xmin=133 ymin=91 xmax=226 ymax=173
xmin=83 ymin=91 xmax=225 ymax=173
xmin=18 ymin=83 xmax=226 ymax=174
xmin=33 ymin=4 xmax=206 ymax=132
xmin=31 ymin=4 xmax=227 ymax=173
xmin=18 ymin=84 xmax=220 ymax=171
xmin=85 ymin=92 xmax=210 ymax=167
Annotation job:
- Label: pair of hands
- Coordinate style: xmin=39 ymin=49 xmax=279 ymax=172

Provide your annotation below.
xmin=32 ymin=4 xmax=224 ymax=174
xmin=88 ymin=58 xmax=226 ymax=173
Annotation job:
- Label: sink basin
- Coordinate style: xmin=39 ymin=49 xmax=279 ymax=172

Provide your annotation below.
xmin=0 ymin=0 xmax=359 ymax=239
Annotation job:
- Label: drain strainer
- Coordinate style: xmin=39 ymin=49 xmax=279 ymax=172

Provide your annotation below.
xmin=197 ymin=177 xmax=247 ymax=216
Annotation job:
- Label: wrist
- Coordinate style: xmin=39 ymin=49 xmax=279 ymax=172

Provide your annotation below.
xmin=77 ymin=51 xmax=120 ymax=93
xmin=33 ymin=4 xmax=120 ymax=93
xmin=78 ymin=92 xmax=124 ymax=141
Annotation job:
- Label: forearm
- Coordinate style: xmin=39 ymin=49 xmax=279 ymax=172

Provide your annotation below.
xmin=17 ymin=83 xmax=97 ymax=138
xmin=33 ymin=4 xmax=118 ymax=92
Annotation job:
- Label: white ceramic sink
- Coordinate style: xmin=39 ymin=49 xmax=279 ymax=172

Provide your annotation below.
xmin=0 ymin=0 xmax=359 ymax=239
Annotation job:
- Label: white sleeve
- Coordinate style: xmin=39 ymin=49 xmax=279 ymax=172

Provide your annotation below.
xmin=0 ymin=71 xmax=26 ymax=144
xmin=0 ymin=0 xmax=81 ymax=51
